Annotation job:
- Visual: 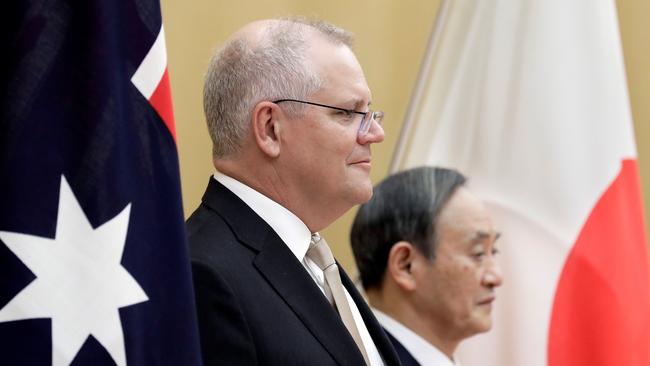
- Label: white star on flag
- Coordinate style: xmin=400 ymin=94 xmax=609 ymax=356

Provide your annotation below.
xmin=0 ymin=175 xmax=149 ymax=366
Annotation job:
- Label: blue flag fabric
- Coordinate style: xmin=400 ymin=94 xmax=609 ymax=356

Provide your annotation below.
xmin=1 ymin=1 xmax=202 ymax=365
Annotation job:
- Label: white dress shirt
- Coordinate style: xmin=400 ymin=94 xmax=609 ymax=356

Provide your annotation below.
xmin=214 ymin=172 xmax=385 ymax=366
xmin=373 ymin=309 xmax=457 ymax=366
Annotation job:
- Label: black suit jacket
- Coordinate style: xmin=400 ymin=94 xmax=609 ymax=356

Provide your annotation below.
xmin=383 ymin=330 xmax=420 ymax=366
xmin=187 ymin=178 xmax=401 ymax=366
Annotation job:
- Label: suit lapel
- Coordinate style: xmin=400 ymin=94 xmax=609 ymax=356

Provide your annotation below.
xmin=254 ymin=242 xmax=366 ymax=365
xmin=202 ymin=178 xmax=365 ymax=365
xmin=340 ymin=270 xmax=402 ymax=366
xmin=384 ymin=329 xmax=420 ymax=366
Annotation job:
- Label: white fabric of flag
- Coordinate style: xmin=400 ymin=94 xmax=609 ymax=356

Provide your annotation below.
xmin=392 ymin=0 xmax=650 ymax=365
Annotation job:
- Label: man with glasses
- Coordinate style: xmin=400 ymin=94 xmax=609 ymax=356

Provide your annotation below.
xmin=187 ymin=18 xmax=399 ymax=366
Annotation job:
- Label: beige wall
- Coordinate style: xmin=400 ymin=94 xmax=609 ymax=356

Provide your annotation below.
xmin=162 ymin=0 xmax=649 ymax=274
xmin=618 ymin=0 xmax=650 ymax=238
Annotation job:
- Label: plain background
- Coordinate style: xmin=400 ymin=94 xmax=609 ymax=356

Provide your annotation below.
xmin=161 ymin=0 xmax=650 ymax=273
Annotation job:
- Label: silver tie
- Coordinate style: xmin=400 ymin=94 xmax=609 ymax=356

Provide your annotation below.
xmin=307 ymin=233 xmax=370 ymax=365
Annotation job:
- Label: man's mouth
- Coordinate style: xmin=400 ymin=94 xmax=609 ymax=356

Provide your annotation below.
xmin=477 ymin=296 xmax=495 ymax=305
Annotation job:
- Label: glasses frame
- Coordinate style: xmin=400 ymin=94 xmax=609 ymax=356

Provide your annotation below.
xmin=273 ymin=98 xmax=383 ymax=136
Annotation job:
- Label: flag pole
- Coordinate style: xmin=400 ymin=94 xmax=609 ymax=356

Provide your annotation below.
xmin=389 ymin=0 xmax=451 ymax=174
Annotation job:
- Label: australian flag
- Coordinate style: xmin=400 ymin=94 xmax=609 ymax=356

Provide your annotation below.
xmin=1 ymin=1 xmax=202 ymax=365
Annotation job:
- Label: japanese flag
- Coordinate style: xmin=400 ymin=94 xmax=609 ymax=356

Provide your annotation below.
xmin=392 ymin=0 xmax=650 ymax=364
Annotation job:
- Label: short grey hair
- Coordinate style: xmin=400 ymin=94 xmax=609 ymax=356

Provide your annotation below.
xmin=351 ymin=166 xmax=467 ymax=290
xmin=203 ymin=18 xmax=353 ymax=158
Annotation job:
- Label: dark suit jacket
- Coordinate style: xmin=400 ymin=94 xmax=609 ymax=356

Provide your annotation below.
xmin=383 ymin=330 xmax=420 ymax=366
xmin=187 ymin=178 xmax=401 ymax=366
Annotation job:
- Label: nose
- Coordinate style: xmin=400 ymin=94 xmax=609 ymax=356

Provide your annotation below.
xmin=482 ymin=258 xmax=503 ymax=288
xmin=357 ymin=119 xmax=385 ymax=145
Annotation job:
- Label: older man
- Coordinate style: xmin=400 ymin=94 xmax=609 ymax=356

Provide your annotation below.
xmin=351 ymin=167 xmax=503 ymax=366
xmin=187 ymin=18 xmax=400 ymax=366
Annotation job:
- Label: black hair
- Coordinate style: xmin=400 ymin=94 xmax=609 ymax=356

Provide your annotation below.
xmin=350 ymin=166 xmax=466 ymax=290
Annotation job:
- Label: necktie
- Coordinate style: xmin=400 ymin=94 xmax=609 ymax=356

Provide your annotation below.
xmin=307 ymin=233 xmax=370 ymax=365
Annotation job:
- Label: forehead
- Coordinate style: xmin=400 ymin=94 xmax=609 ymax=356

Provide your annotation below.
xmin=307 ymin=35 xmax=371 ymax=105
xmin=436 ymin=188 xmax=496 ymax=245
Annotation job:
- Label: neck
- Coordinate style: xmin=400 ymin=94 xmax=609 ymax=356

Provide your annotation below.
xmin=367 ymin=287 xmax=460 ymax=360
xmin=214 ymin=158 xmax=342 ymax=232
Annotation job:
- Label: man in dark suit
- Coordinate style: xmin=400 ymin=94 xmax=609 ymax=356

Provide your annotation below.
xmin=350 ymin=167 xmax=504 ymax=365
xmin=187 ymin=18 xmax=400 ymax=366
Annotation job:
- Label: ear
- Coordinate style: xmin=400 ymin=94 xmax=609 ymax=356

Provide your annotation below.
xmin=387 ymin=241 xmax=418 ymax=292
xmin=251 ymin=101 xmax=282 ymax=158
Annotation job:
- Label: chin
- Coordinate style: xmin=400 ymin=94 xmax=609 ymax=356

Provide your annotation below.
xmin=342 ymin=176 xmax=374 ymax=205
xmin=473 ymin=317 xmax=493 ymax=334
xmin=355 ymin=184 xmax=374 ymax=204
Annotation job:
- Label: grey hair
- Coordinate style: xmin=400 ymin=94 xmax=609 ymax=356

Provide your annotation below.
xmin=350 ymin=166 xmax=467 ymax=290
xmin=203 ymin=18 xmax=353 ymax=158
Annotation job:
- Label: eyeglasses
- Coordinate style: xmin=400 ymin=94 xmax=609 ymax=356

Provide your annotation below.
xmin=273 ymin=99 xmax=384 ymax=137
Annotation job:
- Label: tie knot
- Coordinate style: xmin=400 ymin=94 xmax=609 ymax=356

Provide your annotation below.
xmin=307 ymin=234 xmax=336 ymax=271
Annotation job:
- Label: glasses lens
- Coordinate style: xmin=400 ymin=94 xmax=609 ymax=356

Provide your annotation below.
xmin=374 ymin=111 xmax=384 ymax=126
xmin=358 ymin=111 xmax=384 ymax=136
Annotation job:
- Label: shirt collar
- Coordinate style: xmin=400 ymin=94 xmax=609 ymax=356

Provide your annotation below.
xmin=372 ymin=308 xmax=457 ymax=366
xmin=213 ymin=171 xmax=312 ymax=261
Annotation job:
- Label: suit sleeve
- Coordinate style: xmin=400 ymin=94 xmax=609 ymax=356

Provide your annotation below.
xmin=192 ymin=261 xmax=258 ymax=365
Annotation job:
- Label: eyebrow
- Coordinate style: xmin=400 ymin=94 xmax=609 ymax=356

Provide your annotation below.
xmin=349 ymin=98 xmax=371 ymax=110
xmin=473 ymin=230 xmax=501 ymax=242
